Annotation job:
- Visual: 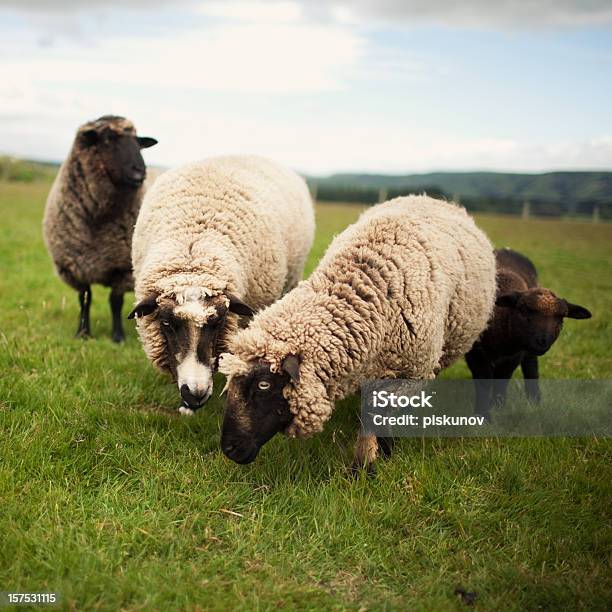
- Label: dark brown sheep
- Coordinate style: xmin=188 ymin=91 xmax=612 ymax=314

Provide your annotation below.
xmin=43 ymin=115 xmax=157 ymax=342
xmin=466 ymin=248 xmax=591 ymax=418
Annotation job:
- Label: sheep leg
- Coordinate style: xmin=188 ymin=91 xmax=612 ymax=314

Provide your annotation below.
xmin=351 ymin=433 xmax=380 ymax=476
xmin=492 ymin=356 xmax=521 ymax=408
xmin=76 ymin=285 xmax=92 ymax=339
xmin=377 ymin=436 xmax=395 ymax=458
xmin=109 ymin=290 xmax=125 ymax=343
xmin=465 ymin=344 xmax=493 ymax=419
xmin=521 ymin=353 xmax=541 ymax=403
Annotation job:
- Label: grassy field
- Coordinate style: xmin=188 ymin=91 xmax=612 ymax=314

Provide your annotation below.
xmin=0 ymin=181 xmax=611 ymax=610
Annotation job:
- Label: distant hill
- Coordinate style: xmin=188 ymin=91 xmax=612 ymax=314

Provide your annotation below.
xmin=0 ymin=157 xmax=167 ymax=184
xmin=310 ymin=171 xmax=612 ymax=205
xmin=0 ymin=156 xmax=59 ymax=183
xmin=1 ymin=156 xmax=610 ymax=218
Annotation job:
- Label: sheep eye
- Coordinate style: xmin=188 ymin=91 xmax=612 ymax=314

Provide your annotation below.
xmin=257 ymin=381 xmax=271 ymax=391
xmin=161 ymin=319 xmax=177 ymax=331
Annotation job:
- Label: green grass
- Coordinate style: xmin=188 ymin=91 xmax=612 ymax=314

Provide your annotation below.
xmin=0 ymin=183 xmax=611 ymax=610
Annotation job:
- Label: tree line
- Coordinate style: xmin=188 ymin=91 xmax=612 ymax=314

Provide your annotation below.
xmin=308 ymin=181 xmax=611 ymax=221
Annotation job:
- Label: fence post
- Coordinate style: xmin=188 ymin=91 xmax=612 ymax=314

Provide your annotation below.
xmin=592 ymin=204 xmax=600 ymax=224
xmin=378 ymin=187 xmax=388 ymax=203
xmin=522 ymin=200 xmax=530 ymax=219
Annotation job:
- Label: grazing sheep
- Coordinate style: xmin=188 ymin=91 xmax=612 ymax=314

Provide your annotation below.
xmin=43 ymin=115 xmax=158 ymax=342
xmin=466 ymin=248 xmax=592 ymax=418
xmin=128 ymin=155 xmax=315 ymax=412
xmin=219 ymin=195 xmax=496 ymax=470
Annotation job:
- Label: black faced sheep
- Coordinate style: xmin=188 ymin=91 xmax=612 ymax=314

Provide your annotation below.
xmin=128 ymin=155 xmax=315 ymax=413
xmin=43 ymin=115 xmax=157 ymax=342
xmin=465 ymin=248 xmax=592 ymax=418
xmin=219 ymin=195 xmax=496 ymax=471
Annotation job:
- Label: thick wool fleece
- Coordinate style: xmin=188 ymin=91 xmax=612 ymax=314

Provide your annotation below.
xmin=132 ymin=155 xmax=315 ymax=371
xmin=220 ymin=195 xmax=496 ymax=437
xmin=43 ymin=116 xmax=150 ymax=294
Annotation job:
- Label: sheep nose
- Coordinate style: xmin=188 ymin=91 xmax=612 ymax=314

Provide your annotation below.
xmin=222 ymin=439 xmax=260 ymax=464
xmin=180 ymin=384 xmax=208 ymax=409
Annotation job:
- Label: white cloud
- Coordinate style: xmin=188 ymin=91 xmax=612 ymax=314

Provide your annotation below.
xmin=314 ymin=0 xmax=612 ymax=28
xmin=0 ymin=0 xmax=178 ymax=10
xmin=1 ymin=0 xmax=610 ymax=173
xmin=1 ymin=23 xmax=363 ymax=94
xmin=196 ymin=1 xmax=302 ymax=23
xmin=3 ymin=91 xmax=610 ymax=174
xmin=275 ymin=129 xmax=612 ymax=174
xmin=3 ymin=0 xmax=612 ymax=29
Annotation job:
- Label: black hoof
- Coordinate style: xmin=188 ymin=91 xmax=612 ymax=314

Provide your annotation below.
xmin=111 ymin=332 xmax=125 ymax=343
xmin=75 ymin=329 xmax=91 ymax=340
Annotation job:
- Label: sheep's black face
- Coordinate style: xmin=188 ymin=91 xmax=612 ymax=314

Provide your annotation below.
xmin=80 ymin=124 xmax=157 ymax=188
xmin=496 ymin=288 xmax=592 ymax=356
xmin=221 ymin=363 xmax=296 ymax=465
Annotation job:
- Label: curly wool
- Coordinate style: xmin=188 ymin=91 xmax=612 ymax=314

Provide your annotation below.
xmin=220 ymin=195 xmax=496 ymax=437
xmin=43 ymin=116 xmax=152 ymax=293
xmin=132 ymin=155 xmax=315 ymax=372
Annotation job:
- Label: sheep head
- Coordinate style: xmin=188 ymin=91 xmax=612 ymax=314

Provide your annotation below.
xmin=77 ymin=115 xmax=157 ymax=189
xmin=495 ymin=287 xmax=591 ymax=355
xmin=219 ymin=354 xmax=305 ymax=464
xmin=128 ymin=287 xmax=254 ymax=411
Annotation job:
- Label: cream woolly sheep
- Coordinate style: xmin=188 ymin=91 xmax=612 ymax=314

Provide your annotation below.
xmin=219 ymin=195 xmax=497 ymax=470
xmin=128 ymin=155 xmax=315 ymax=412
xmin=43 ymin=115 xmax=158 ymax=342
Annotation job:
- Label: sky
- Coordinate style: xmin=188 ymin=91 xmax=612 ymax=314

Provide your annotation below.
xmin=1 ymin=0 xmax=611 ymax=175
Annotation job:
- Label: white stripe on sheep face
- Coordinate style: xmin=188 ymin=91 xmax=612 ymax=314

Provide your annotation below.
xmin=164 ymin=289 xmax=230 ymax=412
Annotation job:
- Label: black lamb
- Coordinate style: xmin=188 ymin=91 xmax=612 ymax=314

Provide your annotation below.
xmin=466 ymin=248 xmax=591 ymax=418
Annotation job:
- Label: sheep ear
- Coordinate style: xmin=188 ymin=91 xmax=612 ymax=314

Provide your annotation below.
xmin=127 ymin=294 xmax=158 ymax=319
xmin=227 ymin=293 xmax=254 ymax=318
xmin=281 ymin=354 xmax=300 ymax=384
xmin=495 ymin=292 xmax=521 ymax=308
xmin=564 ymin=301 xmax=592 ymax=320
xmin=80 ymin=129 xmax=98 ymax=147
xmin=137 ymin=136 xmax=158 ymax=149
